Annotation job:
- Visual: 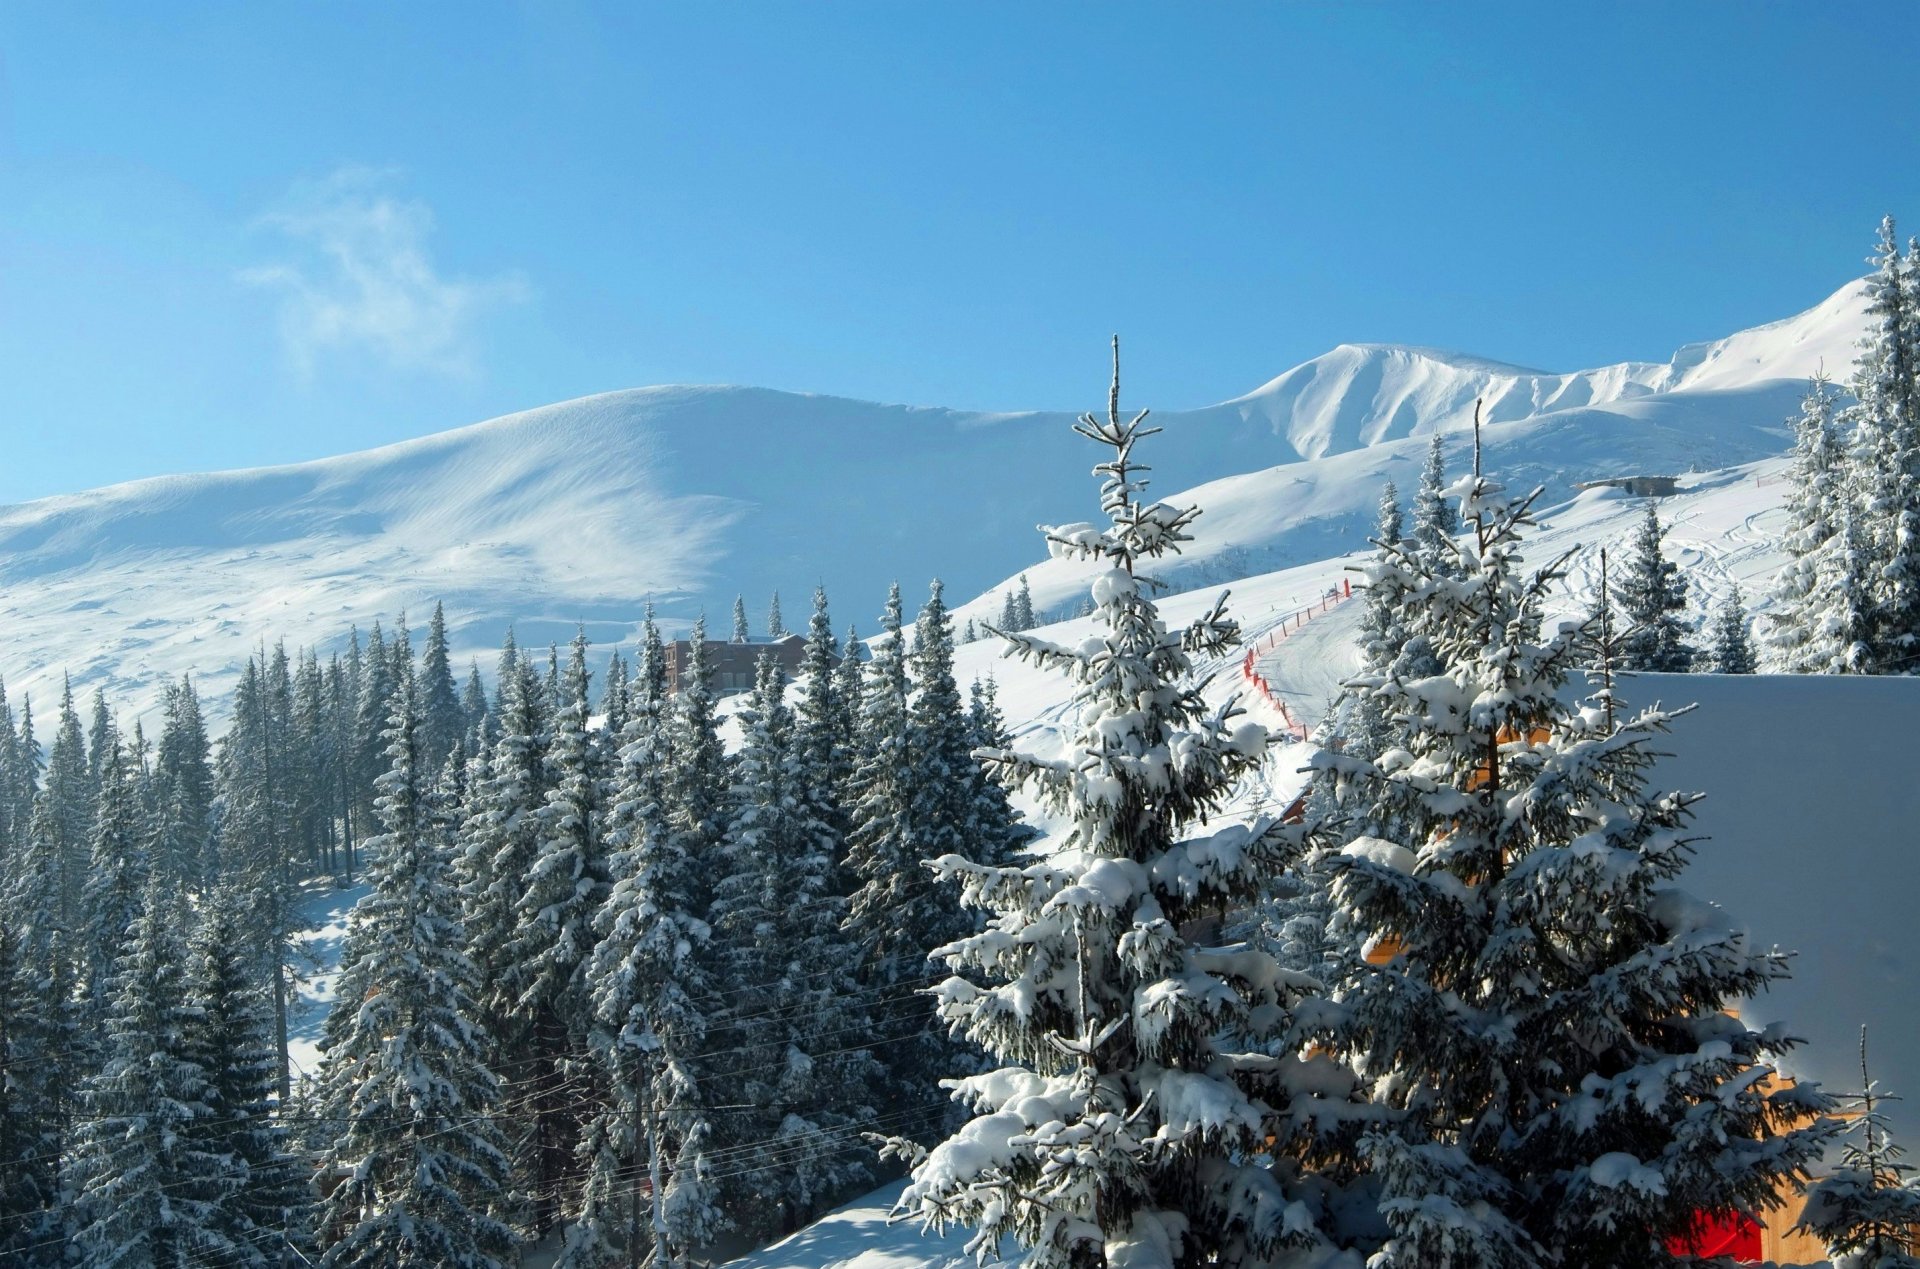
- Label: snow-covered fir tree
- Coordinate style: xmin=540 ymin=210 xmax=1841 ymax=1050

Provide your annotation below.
xmin=0 ymin=902 xmax=64 ymax=1260
xmin=767 ymin=591 xmax=786 ymax=639
xmin=1768 ymin=380 xmax=1848 ymax=670
xmin=184 ymin=883 xmax=311 ymax=1264
xmin=731 ymin=595 xmax=750 ymax=644
xmin=1702 ymin=584 xmax=1758 ymax=674
xmin=1346 ymin=477 xmax=1411 ymax=766
xmin=1615 ymin=500 xmax=1695 ymax=672
xmin=79 ymin=733 xmax=148 ymax=1009
xmin=69 ymin=872 xmax=242 ymax=1268
xmin=503 ymin=630 xmax=609 ymax=1237
xmin=665 ymin=616 xmax=729 ymax=915
xmin=999 ymin=574 xmax=1038 ymax=633
xmin=843 ymin=584 xmax=929 ymax=980
xmin=1412 ymin=432 xmax=1459 ymax=568
xmin=574 ymin=608 xmax=724 ymax=1269
xmin=903 ymin=345 xmax=1367 ymax=1267
xmin=710 ymin=654 xmax=880 ymax=1239
xmin=960 ymin=677 xmax=1031 ymax=872
xmin=1847 ymin=219 xmax=1920 ymax=666
xmin=421 ymin=600 xmax=466 ymax=774
xmin=1796 ymin=1029 xmax=1920 ymax=1269
xmin=457 ymin=641 xmax=551 ymax=1066
xmin=314 ymin=669 xmax=515 ymax=1269
xmin=1323 ymin=449 xmax=1833 ymax=1267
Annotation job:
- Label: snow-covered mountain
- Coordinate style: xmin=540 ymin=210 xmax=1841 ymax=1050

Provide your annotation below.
xmin=0 ymin=279 xmax=1868 ymax=723
xmin=1192 ymin=277 xmax=1868 ymax=460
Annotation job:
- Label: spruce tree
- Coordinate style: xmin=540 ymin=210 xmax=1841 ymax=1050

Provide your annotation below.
xmin=154 ymin=674 xmax=214 ymax=879
xmin=0 ymin=908 xmax=63 ymax=1260
xmin=1616 ymin=501 xmax=1695 ymax=672
xmin=69 ymin=873 xmax=241 ymax=1268
xmin=902 ymin=345 xmax=1365 ymax=1266
xmin=458 ymin=642 xmax=551 ymax=1066
xmin=710 ymin=655 xmax=879 ymax=1239
xmin=842 ymin=583 xmax=922 ymax=983
xmin=1412 ymin=431 xmax=1459 ymax=567
xmin=731 ymin=595 xmax=750 ymax=644
xmin=961 ymin=677 xmax=1032 ymax=870
xmin=1768 ymin=380 xmax=1848 ymax=671
xmin=462 ymin=659 xmax=490 ymax=744
xmin=504 ymin=630 xmax=609 ymax=1237
xmin=185 ymin=883 xmax=311 ymax=1264
xmin=79 ymin=733 xmax=148 ymax=1010
xmin=1797 ymin=1030 xmax=1920 ymax=1269
xmin=1847 ymin=217 xmax=1920 ymax=667
xmin=574 ymin=608 xmax=723 ymax=1269
xmin=1326 ymin=446 xmax=1832 ymax=1267
xmin=44 ymin=677 xmax=91 ymax=928
xmin=1348 ymin=477 xmax=1416 ymax=765
xmin=664 ymin=617 xmax=728 ymax=916
xmin=1702 ymin=585 xmax=1758 ymax=674
xmin=767 ymin=591 xmax=785 ymax=639
xmin=421 ymin=601 xmax=466 ymax=774
xmin=314 ymin=669 xmax=515 ymax=1269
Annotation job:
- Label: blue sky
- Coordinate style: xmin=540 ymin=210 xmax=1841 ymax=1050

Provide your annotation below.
xmin=0 ymin=2 xmax=1915 ymax=502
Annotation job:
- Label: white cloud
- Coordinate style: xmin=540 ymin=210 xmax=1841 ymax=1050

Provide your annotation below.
xmin=241 ymin=167 xmax=528 ymax=377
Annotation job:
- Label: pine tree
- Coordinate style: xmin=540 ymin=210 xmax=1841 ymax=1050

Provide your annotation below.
xmin=1702 ymin=585 xmax=1758 ymax=674
xmin=314 ymin=669 xmax=515 ymax=1269
xmin=1797 ymin=1029 xmax=1920 ymax=1269
xmin=1014 ymin=573 xmax=1035 ymax=630
xmin=1412 ymin=431 xmax=1459 ymax=567
xmin=1616 ymin=501 xmax=1695 ymax=672
xmin=574 ymin=608 xmax=724 ymax=1269
xmin=69 ymin=873 xmax=241 ymax=1268
xmin=710 ymin=655 xmax=879 ymax=1239
xmin=185 ymin=883 xmax=311 ymax=1264
xmin=1325 ymin=444 xmax=1832 ymax=1267
xmin=767 ymin=591 xmax=785 ymax=639
xmin=1768 ymin=380 xmax=1849 ymax=670
xmin=902 ymin=344 xmax=1365 ymax=1266
xmin=421 ymin=601 xmax=466 ymax=775
xmin=503 ymin=629 xmax=609 ymax=1237
xmin=731 ymin=595 xmax=750 ymax=644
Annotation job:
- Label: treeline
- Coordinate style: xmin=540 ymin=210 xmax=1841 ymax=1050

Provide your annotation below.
xmin=0 ymin=581 xmax=1030 ymax=1266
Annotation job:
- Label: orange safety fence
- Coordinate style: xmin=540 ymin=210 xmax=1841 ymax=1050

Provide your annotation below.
xmin=1240 ymin=577 xmax=1354 ymax=741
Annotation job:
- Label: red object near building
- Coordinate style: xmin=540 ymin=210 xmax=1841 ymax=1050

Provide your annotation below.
xmin=1666 ymin=1211 xmax=1763 ymax=1262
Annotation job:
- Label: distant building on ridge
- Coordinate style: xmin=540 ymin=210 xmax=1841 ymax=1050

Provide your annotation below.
xmin=665 ymin=632 xmax=808 ymax=696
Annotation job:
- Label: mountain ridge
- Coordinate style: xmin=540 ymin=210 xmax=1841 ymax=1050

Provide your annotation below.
xmin=0 ymin=278 xmax=1869 ymax=723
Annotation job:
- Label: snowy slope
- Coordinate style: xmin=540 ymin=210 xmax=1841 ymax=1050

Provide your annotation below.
xmin=0 ymin=280 xmax=1865 ymax=726
xmin=1194 ymin=278 xmax=1868 ymax=461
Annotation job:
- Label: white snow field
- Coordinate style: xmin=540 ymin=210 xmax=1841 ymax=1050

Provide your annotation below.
xmin=0 ymin=278 xmax=1867 ymax=725
xmin=722 ymin=1181 xmax=999 ymax=1269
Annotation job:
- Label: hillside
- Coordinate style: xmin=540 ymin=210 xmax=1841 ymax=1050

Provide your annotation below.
xmin=0 ymin=279 xmax=1866 ymax=724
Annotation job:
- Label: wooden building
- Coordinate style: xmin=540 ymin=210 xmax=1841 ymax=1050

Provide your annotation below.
xmin=664 ymin=633 xmax=808 ymax=697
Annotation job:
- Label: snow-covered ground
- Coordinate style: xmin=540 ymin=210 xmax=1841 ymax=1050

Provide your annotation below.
xmin=286 ymin=876 xmax=370 ymax=1087
xmin=722 ymin=1181 xmax=999 ymax=1269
